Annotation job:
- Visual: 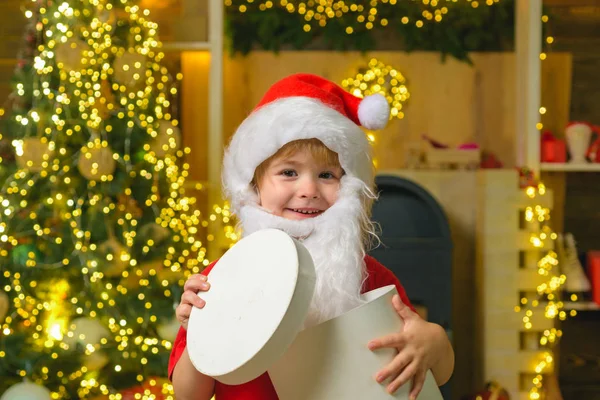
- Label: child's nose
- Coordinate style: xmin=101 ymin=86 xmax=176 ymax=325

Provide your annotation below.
xmin=298 ymin=177 xmax=319 ymax=199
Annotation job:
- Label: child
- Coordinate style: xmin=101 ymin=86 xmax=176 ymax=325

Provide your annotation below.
xmin=169 ymin=74 xmax=454 ymax=400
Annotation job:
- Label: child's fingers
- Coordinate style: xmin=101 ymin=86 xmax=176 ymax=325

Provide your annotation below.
xmin=392 ymin=294 xmax=416 ymax=321
xmin=387 ymin=361 xmax=416 ymax=394
xmin=368 ymin=332 xmax=406 ymax=351
xmin=409 ymin=369 xmax=426 ymax=400
xmin=184 ymin=275 xmax=210 ymax=293
xmin=374 ymin=352 xmax=412 ymax=384
xmin=181 ymin=290 xmax=206 ymax=309
xmin=176 ymin=303 xmax=192 ymax=320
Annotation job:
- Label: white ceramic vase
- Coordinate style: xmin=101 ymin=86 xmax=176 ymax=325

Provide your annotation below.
xmin=565 ymin=123 xmax=592 ymax=163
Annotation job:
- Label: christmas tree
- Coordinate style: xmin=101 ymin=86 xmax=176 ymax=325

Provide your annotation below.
xmin=0 ymin=1 xmax=223 ymax=398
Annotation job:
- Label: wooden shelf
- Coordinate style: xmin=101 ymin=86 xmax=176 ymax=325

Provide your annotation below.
xmin=540 ymin=163 xmax=600 ymax=172
xmin=161 ymin=41 xmax=211 ymax=51
xmin=563 ymin=301 xmax=600 ymax=311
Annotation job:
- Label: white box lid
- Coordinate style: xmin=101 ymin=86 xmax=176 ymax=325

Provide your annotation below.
xmin=187 ymin=228 xmax=316 ymax=385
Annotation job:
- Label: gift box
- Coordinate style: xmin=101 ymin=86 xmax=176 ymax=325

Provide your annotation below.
xmin=268 ymin=285 xmax=442 ymax=400
xmin=187 ymin=229 xmax=443 ymax=399
xmin=541 ymin=131 xmax=567 ymax=163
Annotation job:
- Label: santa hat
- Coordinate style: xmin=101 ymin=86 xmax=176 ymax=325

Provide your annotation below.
xmin=222 ymin=73 xmax=390 ymax=212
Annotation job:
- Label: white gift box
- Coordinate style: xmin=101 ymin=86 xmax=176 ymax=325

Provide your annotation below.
xmin=269 ymin=285 xmax=443 ymax=399
xmin=187 ymin=229 xmax=443 ymax=399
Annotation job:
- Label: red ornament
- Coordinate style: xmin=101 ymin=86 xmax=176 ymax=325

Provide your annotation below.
xmin=118 ymin=377 xmax=170 ymax=400
xmin=461 ymin=381 xmax=510 ymax=400
xmin=518 ymin=167 xmax=537 ymax=188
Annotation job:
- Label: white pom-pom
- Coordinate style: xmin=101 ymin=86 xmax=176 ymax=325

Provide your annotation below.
xmin=357 ymin=94 xmax=390 ymax=130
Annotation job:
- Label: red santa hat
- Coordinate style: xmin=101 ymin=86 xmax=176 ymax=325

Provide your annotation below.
xmin=222 ymin=73 xmax=390 ymax=211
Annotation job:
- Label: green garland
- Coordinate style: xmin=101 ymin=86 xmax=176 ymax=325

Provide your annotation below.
xmin=225 ymin=0 xmax=540 ymax=64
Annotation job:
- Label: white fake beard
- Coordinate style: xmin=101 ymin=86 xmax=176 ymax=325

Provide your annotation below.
xmin=238 ymin=176 xmax=368 ymax=328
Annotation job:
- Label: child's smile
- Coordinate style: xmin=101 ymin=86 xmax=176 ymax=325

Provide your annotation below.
xmin=285 ymin=207 xmax=324 ymax=219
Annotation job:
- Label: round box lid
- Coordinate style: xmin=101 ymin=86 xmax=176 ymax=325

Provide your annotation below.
xmin=187 ymin=228 xmax=316 ymax=385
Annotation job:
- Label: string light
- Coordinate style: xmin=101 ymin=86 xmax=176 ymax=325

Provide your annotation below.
xmin=341 ymin=57 xmax=409 ymax=143
xmin=537 ymin=13 xmax=553 ymax=130
xmin=211 ymin=202 xmax=240 ymax=246
xmin=340 ymin=58 xmax=409 ymax=169
xmin=515 ymin=14 xmax=563 ymax=400
xmin=226 ymin=0 xmax=501 ymax=34
xmin=515 ymin=182 xmax=568 ymax=400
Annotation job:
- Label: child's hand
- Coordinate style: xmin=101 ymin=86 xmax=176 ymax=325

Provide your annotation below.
xmin=176 ymin=274 xmax=210 ymax=330
xmin=368 ymin=294 xmax=448 ymax=399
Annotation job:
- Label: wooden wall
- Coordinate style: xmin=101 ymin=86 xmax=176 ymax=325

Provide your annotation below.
xmin=0 ymin=0 xmax=25 ymax=105
xmin=476 ymin=170 xmax=556 ymax=400
xmin=178 ymin=51 xmax=572 ymax=186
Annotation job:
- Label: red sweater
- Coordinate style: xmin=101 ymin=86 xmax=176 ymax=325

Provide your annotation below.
xmin=168 ymin=255 xmax=414 ymax=399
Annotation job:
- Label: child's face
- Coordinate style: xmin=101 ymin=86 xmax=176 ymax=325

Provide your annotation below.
xmin=257 ymin=148 xmax=343 ymax=220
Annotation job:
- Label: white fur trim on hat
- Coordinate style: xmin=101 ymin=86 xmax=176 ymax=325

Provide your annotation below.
xmin=222 ymin=97 xmax=373 ymax=213
xmin=357 ymin=94 xmax=390 ymax=130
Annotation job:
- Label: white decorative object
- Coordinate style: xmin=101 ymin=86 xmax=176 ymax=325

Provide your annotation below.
xmin=269 ymin=285 xmax=443 ymax=400
xmin=149 ymin=121 xmax=182 ymax=157
xmin=357 ymin=93 xmax=390 ymax=130
xmin=559 ymin=233 xmax=591 ymax=292
xmin=565 ymin=122 xmax=592 ymax=164
xmin=186 ymin=229 xmax=316 ymax=385
xmin=0 ymin=291 xmax=8 ymax=322
xmin=0 ymin=380 xmax=51 ymax=400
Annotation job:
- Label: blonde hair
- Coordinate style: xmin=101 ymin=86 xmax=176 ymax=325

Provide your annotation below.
xmin=253 ymin=138 xmax=341 ymax=187
xmin=252 ymin=138 xmax=379 ymax=251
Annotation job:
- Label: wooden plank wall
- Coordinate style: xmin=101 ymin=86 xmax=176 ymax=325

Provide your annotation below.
xmin=476 ymin=170 xmax=555 ymax=400
xmin=0 ymin=0 xmax=26 ymax=106
xmin=378 ymin=169 xmax=557 ymax=399
xmin=195 ymin=52 xmax=571 ymax=184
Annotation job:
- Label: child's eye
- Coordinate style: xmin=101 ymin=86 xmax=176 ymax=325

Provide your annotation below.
xmin=281 ymin=169 xmax=297 ymax=177
xmin=319 ymin=172 xmax=336 ymax=179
